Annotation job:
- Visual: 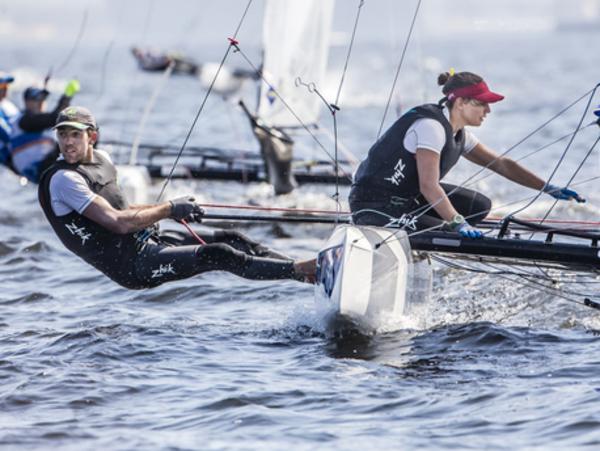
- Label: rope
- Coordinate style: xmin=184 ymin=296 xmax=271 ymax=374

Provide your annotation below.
xmin=130 ymin=62 xmax=175 ymax=165
xmin=179 ymin=219 xmax=207 ymax=245
xmin=95 ymin=39 xmax=114 ymax=102
xmin=334 ymin=0 xmax=365 ymax=107
xmin=464 ymin=122 xmax=596 ymax=190
xmin=506 ymin=83 xmax=600 ymax=219
xmin=528 ymin=135 xmax=600 ymax=231
xmin=376 ymin=0 xmax=422 ymax=140
xmin=431 ymin=255 xmax=599 ymax=310
xmin=232 ymin=47 xmax=354 ymax=184
xmin=156 ymin=0 xmax=255 ymax=203
xmin=54 ymin=7 xmax=88 ymax=75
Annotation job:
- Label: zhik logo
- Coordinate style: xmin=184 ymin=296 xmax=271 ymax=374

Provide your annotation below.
xmin=65 ymin=222 xmax=91 ymax=245
xmin=151 ymin=264 xmax=176 ymax=279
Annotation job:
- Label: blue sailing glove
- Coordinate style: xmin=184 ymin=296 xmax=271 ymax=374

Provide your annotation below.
xmin=543 ymin=184 xmax=586 ymax=203
xmin=449 ymin=215 xmax=483 ymax=238
xmin=456 ymin=222 xmax=483 ymax=239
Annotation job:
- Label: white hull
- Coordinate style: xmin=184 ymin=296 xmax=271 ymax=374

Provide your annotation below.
xmin=316 ymin=225 xmax=427 ymax=332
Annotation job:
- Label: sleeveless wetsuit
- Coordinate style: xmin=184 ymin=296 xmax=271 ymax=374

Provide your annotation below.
xmin=349 ymin=104 xmax=491 ymax=230
xmin=39 ymin=151 xmax=296 ymax=289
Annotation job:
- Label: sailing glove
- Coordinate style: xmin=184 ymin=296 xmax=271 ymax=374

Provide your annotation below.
xmin=64 ymin=79 xmax=80 ymax=97
xmin=455 ymin=222 xmax=483 ymax=239
xmin=169 ymin=195 xmax=205 ymax=221
xmin=543 ymin=183 xmax=585 ymax=203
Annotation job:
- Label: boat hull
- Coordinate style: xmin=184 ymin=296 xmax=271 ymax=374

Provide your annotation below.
xmin=315 ymin=225 xmax=414 ymax=331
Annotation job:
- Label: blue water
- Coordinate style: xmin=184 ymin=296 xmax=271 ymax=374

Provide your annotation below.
xmin=2 ymin=1 xmax=600 ymax=449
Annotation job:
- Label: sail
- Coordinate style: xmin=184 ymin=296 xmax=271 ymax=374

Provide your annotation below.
xmin=257 ymin=0 xmax=334 ymax=128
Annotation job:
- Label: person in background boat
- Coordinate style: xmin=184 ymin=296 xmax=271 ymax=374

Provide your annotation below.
xmin=130 ymin=46 xmax=199 ymax=75
xmin=0 ymin=71 xmax=18 ymax=118
xmin=38 ymin=106 xmax=315 ymax=289
xmin=0 ymin=72 xmax=18 ymax=169
xmin=3 ymin=80 xmax=79 ymax=183
xmin=349 ymin=70 xmax=585 ymax=238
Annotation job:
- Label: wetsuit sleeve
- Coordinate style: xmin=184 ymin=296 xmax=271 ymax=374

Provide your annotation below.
xmin=49 ymin=170 xmax=97 ymax=216
xmin=18 ymin=95 xmax=71 ymax=132
xmin=403 ymin=118 xmax=446 ymax=154
xmin=463 ymin=129 xmax=480 ymax=153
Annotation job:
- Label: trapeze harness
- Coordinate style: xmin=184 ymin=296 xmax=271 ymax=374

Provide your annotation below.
xmin=349 ymin=103 xmax=491 ymax=230
xmin=38 ymin=150 xmax=296 ymax=289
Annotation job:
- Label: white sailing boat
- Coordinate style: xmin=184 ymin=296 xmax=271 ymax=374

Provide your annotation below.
xmin=115 ymin=0 xmax=342 ymax=201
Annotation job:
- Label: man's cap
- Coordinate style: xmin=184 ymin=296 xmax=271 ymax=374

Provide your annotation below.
xmin=54 ymin=106 xmax=97 ymax=130
xmin=447 ymin=81 xmax=504 ymax=104
xmin=0 ymin=72 xmax=15 ymax=85
xmin=24 ymin=87 xmax=50 ymax=101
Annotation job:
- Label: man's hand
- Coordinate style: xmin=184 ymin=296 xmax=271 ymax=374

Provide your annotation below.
xmin=543 ymin=184 xmax=585 ymax=203
xmin=169 ymin=195 xmax=205 ymax=221
xmin=64 ymin=79 xmax=80 ymax=98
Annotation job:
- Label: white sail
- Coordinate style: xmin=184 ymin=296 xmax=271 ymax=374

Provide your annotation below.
xmin=257 ymin=0 xmax=334 ymax=128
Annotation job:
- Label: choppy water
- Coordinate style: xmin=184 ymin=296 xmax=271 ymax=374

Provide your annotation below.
xmin=2 ymin=1 xmax=600 ymax=449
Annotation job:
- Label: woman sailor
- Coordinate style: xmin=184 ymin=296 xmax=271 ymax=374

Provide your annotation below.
xmin=349 ymin=70 xmax=584 ymax=238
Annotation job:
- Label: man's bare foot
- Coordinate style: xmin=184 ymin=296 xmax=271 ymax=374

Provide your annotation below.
xmin=293 ymin=258 xmax=317 ymax=284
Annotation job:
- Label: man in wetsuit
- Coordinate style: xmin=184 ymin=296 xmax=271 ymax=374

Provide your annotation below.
xmin=5 ymin=80 xmax=79 ymax=183
xmin=38 ymin=106 xmax=315 ymax=289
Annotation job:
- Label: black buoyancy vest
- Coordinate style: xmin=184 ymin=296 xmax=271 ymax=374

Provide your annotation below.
xmin=38 ymin=150 xmax=143 ymax=289
xmin=352 ymin=104 xmax=466 ymax=201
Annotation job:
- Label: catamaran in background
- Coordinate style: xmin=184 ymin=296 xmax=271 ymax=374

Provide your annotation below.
xmin=107 ymin=0 xmax=356 ymax=202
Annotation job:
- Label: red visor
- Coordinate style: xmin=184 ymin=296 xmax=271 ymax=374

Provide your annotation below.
xmin=447 ymin=81 xmax=504 ymax=103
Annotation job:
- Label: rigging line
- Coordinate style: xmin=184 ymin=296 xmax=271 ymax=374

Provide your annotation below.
xmin=479 ymin=260 xmax=598 ymax=299
xmin=118 ymin=0 xmax=156 ymax=143
xmin=373 ymin=85 xmax=598 ymax=247
xmin=376 ymin=0 xmax=422 ymax=140
xmin=464 ymin=122 xmax=596 ymax=190
xmin=431 ymin=255 xmax=552 ymax=280
xmin=94 ymin=39 xmax=114 ymax=102
xmin=334 ymin=0 xmax=365 ymax=107
xmin=333 ymin=109 xmax=341 ymax=217
xmin=364 ymin=171 xmax=600 ymax=248
xmin=140 ymin=0 xmax=156 ymax=46
xmin=233 ymin=48 xmax=354 ymax=183
xmin=528 ymin=135 xmax=600 ymax=231
xmin=156 ymin=0 xmax=255 ymax=203
xmin=431 ymin=255 xmax=599 ymax=308
xmin=193 ymin=185 xmax=600 ymax=227
xmin=314 ymin=125 xmax=359 ymax=166
xmin=506 ymin=83 xmax=600 ymax=220
xmin=94 ymin=3 xmax=122 ymax=103
xmin=130 ymin=62 xmax=175 ymax=165
xmin=53 ymin=7 xmax=89 ymax=76
xmin=198 ymin=202 xmax=351 ymax=216
xmin=294 ymin=77 xmax=343 ymax=214
xmin=295 ymin=78 xmax=359 ymax=166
